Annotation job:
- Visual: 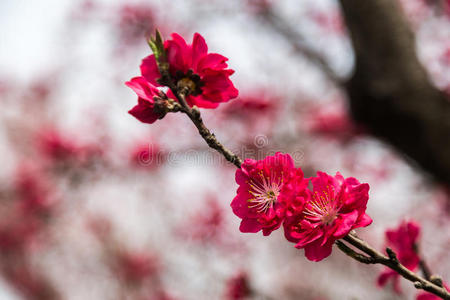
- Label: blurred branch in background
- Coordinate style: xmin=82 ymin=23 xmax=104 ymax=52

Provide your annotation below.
xmin=257 ymin=4 xmax=343 ymax=85
xmin=338 ymin=0 xmax=450 ymax=185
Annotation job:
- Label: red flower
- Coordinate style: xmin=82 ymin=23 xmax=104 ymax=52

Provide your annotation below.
xmin=126 ymin=76 xmax=163 ymax=124
xmin=14 ymin=164 xmax=57 ymax=217
xmin=284 ymin=172 xmax=372 ymax=261
xmin=222 ymin=93 xmax=277 ymax=119
xmin=129 ymin=141 xmax=165 ymax=169
xmin=304 ymin=102 xmax=364 ymax=142
xmin=225 ymin=272 xmax=251 ymax=300
xmin=231 ymin=153 xmax=308 ymax=236
xmin=0 ymin=219 xmax=41 ymax=253
xmin=377 ymin=220 xmax=421 ymax=293
xmin=116 ymin=250 xmax=159 ymax=284
xmin=140 ymin=32 xmax=238 ymax=108
xmin=36 ymin=127 xmax=104 ymax=169
xmin=446 ymin=0 xmax=450 ymax=18
xmin=178 ymin=196 xmax=225 ymax=243
xmin=37 ymin=128 xmax=78 ymax=162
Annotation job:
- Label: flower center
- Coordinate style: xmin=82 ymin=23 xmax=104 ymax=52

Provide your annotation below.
xmin=304 ymin=185 xmax=340 ymax=226
xmin=247 ymin=171 xmax=283 ymax=213
xmin=178 ymin=78 xmax=196 ymax=92
xmin=174 ymin=70 xmax=204 ymax=96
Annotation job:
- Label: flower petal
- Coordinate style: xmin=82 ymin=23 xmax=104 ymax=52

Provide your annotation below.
xmin=303 ymin=238 xmax=334 ymax=262
xmin=231 ymin=192 xmax=250 ymax=218
xmin=128 ymin=99 xmax=158 ymax=124
xmin=197 ymin=53 xmax=229 ymax=72
xmin=294 ymin=228 xmax=323 ymax=248
xmin=239 ymin=218 xmax=261 ymax=233
xmin=140 ymin=55 xmax=161 ymax=86
xmin=192 ymin=33 xmax=208 ymax=67
xmin=354 ymin=213 xmax=373 ymax=228
xmin=333 ymin=210 xmax=359 ymax=238
xmin=125 ymin=77 xmax=159 ymax=100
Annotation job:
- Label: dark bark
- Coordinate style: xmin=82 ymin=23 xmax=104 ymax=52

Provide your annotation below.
xmin=339 ymin=0 xmax=450 ymax=185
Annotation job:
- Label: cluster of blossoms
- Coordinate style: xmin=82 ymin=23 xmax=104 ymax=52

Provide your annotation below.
xmin=127 ymin=32 xmax=238 ymax=124
xmin=127 ymin=31 xmax=372 ymax=262
xmin=126 ymin=32 xmax=449 ymax=299
xmin=231 ymin=152 xmax=372 ymax=261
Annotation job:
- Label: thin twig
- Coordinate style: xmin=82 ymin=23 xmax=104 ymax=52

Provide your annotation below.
xmin=419 ymin=259 xmax=432 ymax=281
xmin=338 ymin=233 xmax=450 ymax=299
xmin=165 ymin=81 xmax=243 ymax=168
xmin=335 ymin=240 xmax=376 ymax=264
xmin=414 ymin=243 xmax=433 ymax=281
xmin=172 ymin=89 xmax=243 ymax=168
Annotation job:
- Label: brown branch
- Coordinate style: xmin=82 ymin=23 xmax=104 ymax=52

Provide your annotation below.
xmin=172 ymin=89 xmax=243 ymax=168
xmin=337 ymin=233 xmax=450 ymax=299
xmin=163 ymin=79 xmax=243 ymax=168
xmin=335 ymin=240 xmax=376 ymax=264
xmin=258 ymin=7 xmax=343 ymax=85
xmin=150 ymin=30 xmax=243 ymax=168
xmin=419 ymin=259 xmax=432 ymax=281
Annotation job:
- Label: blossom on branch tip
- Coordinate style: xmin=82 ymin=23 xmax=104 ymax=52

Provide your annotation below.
xmin=141 ymin=32 xmax=238 ymax=108
xmin=231 ymin=152 xmax=308 ymax=236
xmin=377 ymin=220 xmax=421 ymax=294
xmin=284 ymin=172 xmax=372 ymax=262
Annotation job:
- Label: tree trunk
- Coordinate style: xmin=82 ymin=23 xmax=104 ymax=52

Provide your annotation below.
xmin=339 ymin=0 xmax=450 ymax=185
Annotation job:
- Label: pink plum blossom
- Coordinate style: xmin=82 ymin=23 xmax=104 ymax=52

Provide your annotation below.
xmin=284 ymin=172 xmax=372 ymax=261
xmin=231 ymin=152 xmax=308 ymax=236
xmin=225 ymin=271 xmax=251 ymax=300
xmin=140 ymin=32 xmax=238 ymax=108
xmin=377 ymin=220 xmax=421 ymax=293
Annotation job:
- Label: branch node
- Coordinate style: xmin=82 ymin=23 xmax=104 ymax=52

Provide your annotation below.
xmin=191 ymin=106 xmax=201 ymax=119
xmin=430 ymin=275 xmax=444 ymax=288
xmin=386 ymin=247 xmax=399 ymax=263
